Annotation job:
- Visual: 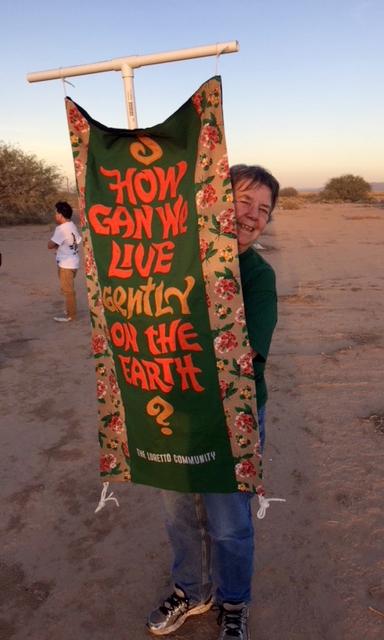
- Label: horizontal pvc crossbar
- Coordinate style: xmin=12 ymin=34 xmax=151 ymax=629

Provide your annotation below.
xmin=27 ymin=41 xmax=239 ymax=83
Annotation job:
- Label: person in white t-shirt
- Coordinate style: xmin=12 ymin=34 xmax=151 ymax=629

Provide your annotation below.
xmin=48 ymin=201 xmax=82 ymax=322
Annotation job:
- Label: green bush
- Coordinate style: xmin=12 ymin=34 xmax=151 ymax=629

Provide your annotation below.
xmin=321 ymin=174 xmax=371 ymax=202
xmin=0 ymin=142 xmax=64 ymax=225
xmin=280 ymin=187 xmax=298 ymax=197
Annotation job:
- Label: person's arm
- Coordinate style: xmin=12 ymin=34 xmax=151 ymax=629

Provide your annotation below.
xmin=48 ymin=226 xmax=62 ymax=250
xmin=243 ymin=270 xmax=277 ymax=362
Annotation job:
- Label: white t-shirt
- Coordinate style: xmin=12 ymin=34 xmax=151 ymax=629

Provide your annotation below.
xmin=51 ymin=220 xmax=82 ymax=269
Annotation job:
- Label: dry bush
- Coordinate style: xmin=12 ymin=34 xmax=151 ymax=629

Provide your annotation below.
xmin=279 ymin=197 xmax=301 ymax=210
xmin=0 ymin=142 xmax=64 ymax=225
xmin=321 ymin=174 xmax=371 ymax=202
xmin=367 ymin=192 xmax=384 ymax=205
xmin=56 ymin=189 xmax=78 ymax=210
xmin=280 ymin=187 xmax=298 ymax=197
xmin=300 ymin=192 xmax=320 ymax=203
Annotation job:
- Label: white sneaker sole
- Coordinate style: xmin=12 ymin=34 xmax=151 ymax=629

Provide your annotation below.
xmin=147 ymin=598 xmax=213 ymax=636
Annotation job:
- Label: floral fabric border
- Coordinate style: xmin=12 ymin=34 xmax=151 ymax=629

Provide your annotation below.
xmin=66 ymin=101 xmax=131 ymax=482
xmin=193 ymin=78 xmax=263 ymax=493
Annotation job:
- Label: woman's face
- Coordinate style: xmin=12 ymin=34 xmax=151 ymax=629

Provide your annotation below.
xmin=233 ymin=179 xmax=272 ymax=253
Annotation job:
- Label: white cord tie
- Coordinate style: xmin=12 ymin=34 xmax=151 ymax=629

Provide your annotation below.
xmin=257 ymin=494 xmax=286 ymax=519
xmin=94 ymin=481 xmax=120 ymax=513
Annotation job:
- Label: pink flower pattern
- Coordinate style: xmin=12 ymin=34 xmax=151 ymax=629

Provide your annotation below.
xmin=68 ymin=108 xmax=89 ymax=134
xmin=92 ymin=334 xmax=108 ymax=355
xmin=199 ymin=238 xmax=210 ymax=261
xmin=237 ymin=352 xmax=255 ymax=376
xmin=97 ymin=380 xmax=107 ymax=400
xmin=216 ymin=154 xmax=229 ymax=179
xmin=200 ymin=124 xmax=220 ymax=150
xmin=219 ymin=379 xmax=229 ymax=399
xmin=192 ymin=93 xmax=203 ymax=115
xmin=214 ymin=277 xmax=239 ymax=301
xmin=74 ymin=158 xmax=84 ymax=176
xmin=109 ymin=415 xmax=124 ymax=434
xmin=235 ymin=459 xmax=257 ymax=478
xmin=100 ymin=453 xmax=117 ymax=473
xmin=216 ymin=208 xmax=237 ymax=236
xmin=234 ymin=412 xmax=255 ymax=433
xmin=85 ymin=252 xmax=96 ymax=276
xmin=196 ymin=184 xmax=218 ymax=209
xmin=109 ymin=373 xmax=118 ymax=395
xmin=214 ymin=331 xmax=238 ymax=354
xmin=235 ymin=305 xmax=246 ymax=325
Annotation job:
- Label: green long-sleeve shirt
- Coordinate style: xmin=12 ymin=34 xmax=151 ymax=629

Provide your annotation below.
xmin=239 ymin=247 xmax=278 ymax=408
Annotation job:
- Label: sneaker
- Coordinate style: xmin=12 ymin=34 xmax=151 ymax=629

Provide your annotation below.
xmin=217 ymin=603 xmax=250 ymax=639
xmin=53 ymin=316 xmax=72 ymax=322
xmin=147 ymin=586 xmax=212 ymax=636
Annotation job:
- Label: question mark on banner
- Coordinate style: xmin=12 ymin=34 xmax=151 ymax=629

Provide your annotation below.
xmin=147 ymin=396 xmax=174 ymax=436
xmin=130 ymin=136 xmax=163 ymax=166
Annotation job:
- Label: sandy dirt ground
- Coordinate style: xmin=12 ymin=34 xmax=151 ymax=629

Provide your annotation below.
xmin=1 ymin=203 xmax=383 ymax=640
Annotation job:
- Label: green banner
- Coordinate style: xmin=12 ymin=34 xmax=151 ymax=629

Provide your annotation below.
xmin=66 ymin=76 xmax=263 ymax=493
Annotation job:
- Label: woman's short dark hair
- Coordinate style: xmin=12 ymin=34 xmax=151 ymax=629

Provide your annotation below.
xmin=55 ymin=201 xmax=73 ymax=220
xmin=230 ymin=164 xmax=280 ymax=212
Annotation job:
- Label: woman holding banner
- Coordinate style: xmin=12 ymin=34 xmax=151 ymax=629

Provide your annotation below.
xmin=147 ymin=164 xmax=280 ymax=640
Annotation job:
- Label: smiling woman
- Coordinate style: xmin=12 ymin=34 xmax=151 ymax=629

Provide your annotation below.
xmin=230 ymin=164 xmax=279 ymax=254
xmin=234 ymin=182 xmax=272 ymax=252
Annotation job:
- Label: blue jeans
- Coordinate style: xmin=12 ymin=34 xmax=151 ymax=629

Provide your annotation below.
xmin=161 ymin=406 xmax=266 ymax=606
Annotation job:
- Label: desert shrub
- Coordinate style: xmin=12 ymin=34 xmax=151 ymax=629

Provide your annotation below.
xmin=55 ymin=189 xmax=78 ymax=210
xmin=279 ymin=197 xmax=301 ymax=210
xmin=301 ymin=192 xmax=320 ymax=203
xmin=369 ymin=192 xmax=384 ymax=206
xmin=0 ymin=142 xmax=64 ymax=225
xmin=280 ymin=187 xmax=298 ymax=197
xmin=321 ymin=174 xmax=371 ymax=202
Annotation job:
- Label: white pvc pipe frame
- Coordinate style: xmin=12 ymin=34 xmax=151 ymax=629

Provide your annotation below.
xmin=27 ymin=41 xmax=239 ymax=129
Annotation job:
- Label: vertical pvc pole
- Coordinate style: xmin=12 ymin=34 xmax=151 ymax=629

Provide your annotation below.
xmin=121 ymin=64 xmax=138 ymax=129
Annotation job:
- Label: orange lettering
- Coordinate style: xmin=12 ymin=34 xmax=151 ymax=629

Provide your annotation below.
xmin=132 ymin=205 xmax=153 ymax=240
xmin=152 ymin=241 xmax=175 ymax=274
xmin=153 ymin=162 xmax=188 ymax=200
xmin=154 ymin=282 xmax=173 ymax=317
xmin=88 ymin=203 xmax=112 ymax=235
xmin=100 ymin=166 xmax=137 ymax=205
xmin=135 ymin=243 xmax=156 ymax=278
xmin=99 ymin=162 xmax=188 ymax=206
xmin=155 ymin=195 xmax=188 ymax=239
xmin=110 ymin=321 xmax=139 ymax=352
xmin=133 ymin=170 xmax=158 ymax=203
xmin=145 ymin=361 xmax=173 ymax=393
xmin=144 ymin=320 xmax=181 ymax=355
xmin=126 ymin=287 xmax=143 ymax=317
xmin=155 ymin=357 xmax=175 ymax=389
xmin=113 ymin=286 xmax=128 ymax=317
xmin=177 ymin=323 xmax=202 ymax=351
xmin=130 ymin=358 xmax=150 ymax=390
xmin=175 ymin=354 xmax=204 ymax=392
xmin=108 ymin=241 xmax=133 ymax=278
xmin=118 ymin=354 xmax=203 ymax=393
xmin=119 ymin=355 xmax=132 ymax=384
xmin=109 ymin=206 xmax=135 ymax=237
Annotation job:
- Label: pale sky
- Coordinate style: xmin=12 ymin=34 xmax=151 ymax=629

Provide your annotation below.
xmin=1 ymin=0 xmax=383 ymax=188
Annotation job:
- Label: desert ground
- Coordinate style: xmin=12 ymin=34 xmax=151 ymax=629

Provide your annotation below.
xmin=0 ymin=202 xmax=383 ymax=640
